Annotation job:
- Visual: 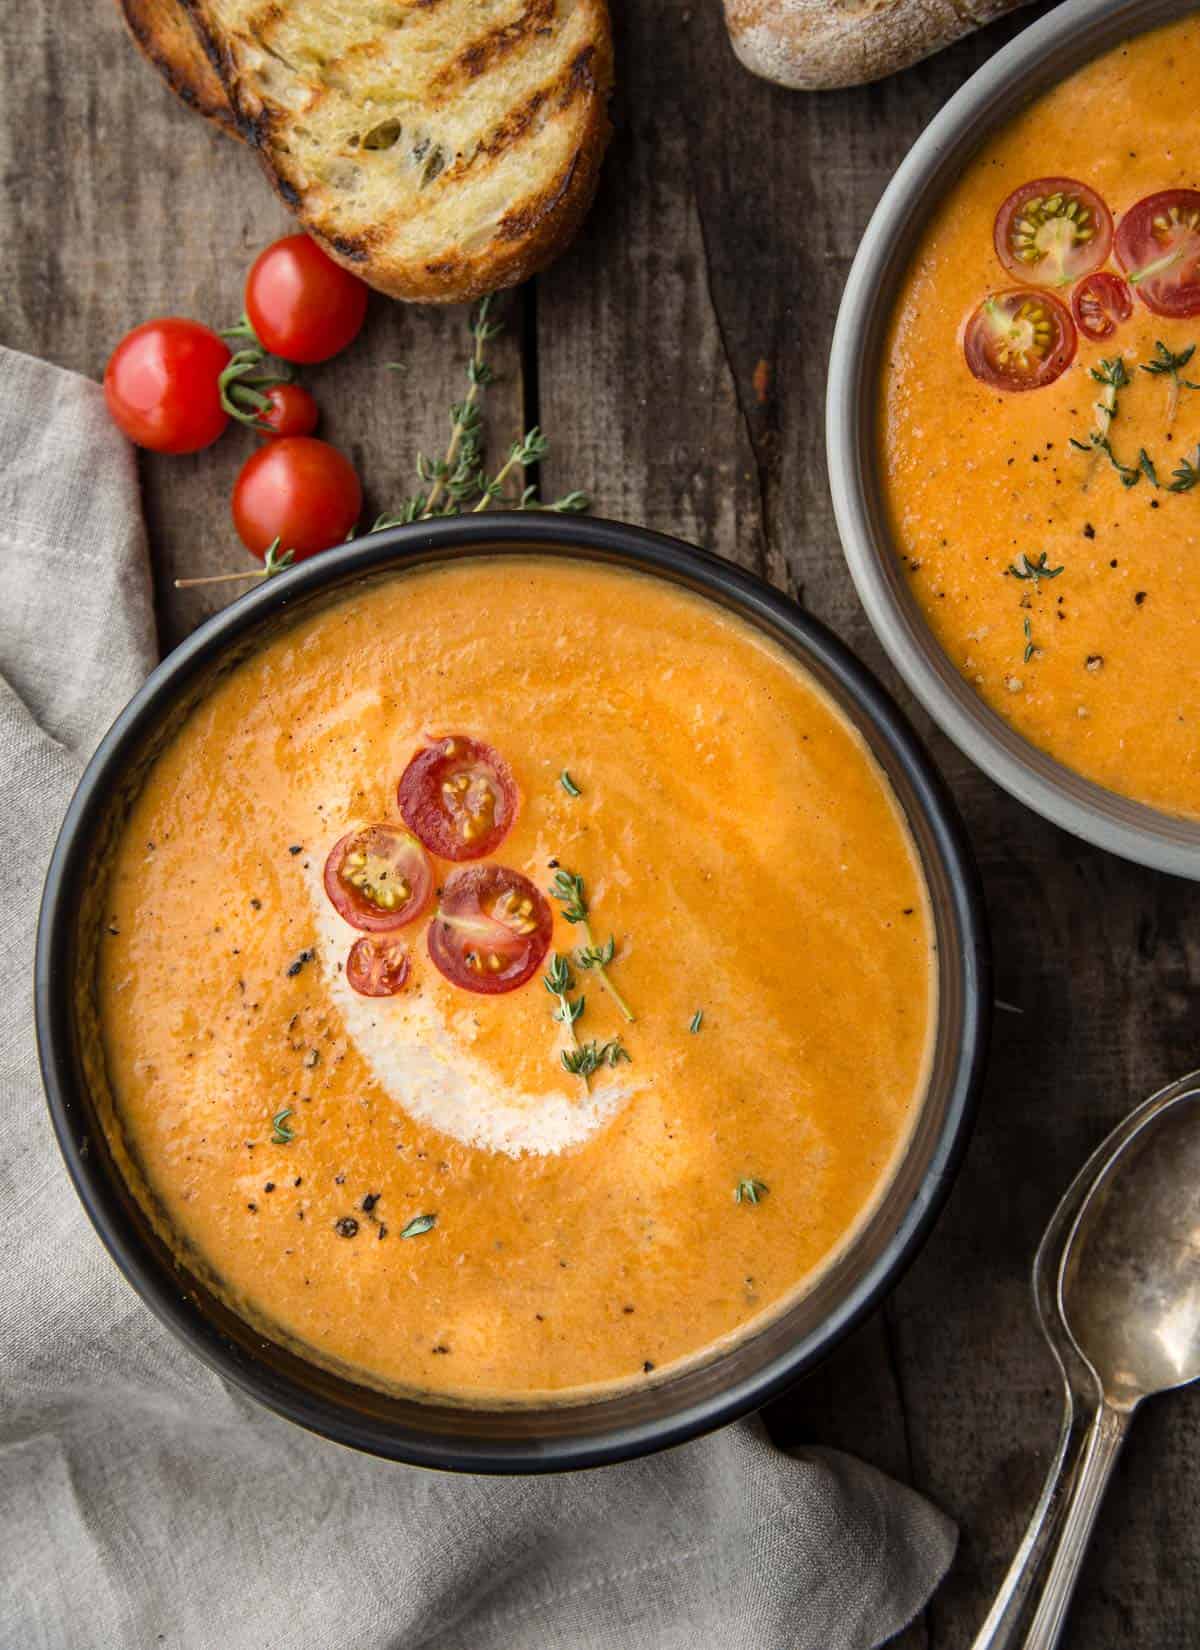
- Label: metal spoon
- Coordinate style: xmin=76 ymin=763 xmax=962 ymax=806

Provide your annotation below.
xmin=973 ymin=1071 xmax=1200 ymax=1650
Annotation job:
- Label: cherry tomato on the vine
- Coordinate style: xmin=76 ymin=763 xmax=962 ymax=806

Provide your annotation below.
xmin=104 ymin=319 xmax=231 ymax=453
xmin=232 ymin=437 xmax=362 ymax=560
xmin=255 ymin=383 xmax=320 ymax=439
xmin=245 ymin=235 xmax=369 ymax=364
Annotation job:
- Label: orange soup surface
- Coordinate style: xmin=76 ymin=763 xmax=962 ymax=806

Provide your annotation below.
xmin=881 ymin=17 xmax=1200 ymax=817
xmin=98 ymin=559 xmax=935 ymax=1402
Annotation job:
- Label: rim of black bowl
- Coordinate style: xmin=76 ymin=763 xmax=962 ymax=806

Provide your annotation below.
xmin=827 ymin=0 xmax=1200 ymax=879
xmin=36 ymin=514 xmax=990 ymax=1472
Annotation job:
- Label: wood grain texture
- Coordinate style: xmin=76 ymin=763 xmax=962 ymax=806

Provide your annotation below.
xmin=3 ymin=0 xmax=1198 ymax=1645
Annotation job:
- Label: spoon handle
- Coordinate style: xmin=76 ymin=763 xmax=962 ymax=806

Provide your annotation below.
xmin=969 ymin=1380 xmax=1094 ymax=1650
xmin=1019 ymin=1402 xmax=1130 ymax=1650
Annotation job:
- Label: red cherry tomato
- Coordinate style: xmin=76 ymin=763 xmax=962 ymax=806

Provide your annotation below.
xmin=427 ymin=866 xmax=552 ymax=995
xmin=323 ymin=824 xmax=433 ymax=932
xmin=346 ymin=935 xmax=411 ymax=998
xmin=397 ymin=736 xmax=518 ymax=861
xmin=963 ymin=290 xmax=1077 ymax=392
xmin=994 ymin=178 xmax=1113 ymax=287
xmin=245 ymin=235 xmax=369 ymax=364
xmin=1071 ymin=272 xmax=1133 ymax=341
xmin=232 ymin=437 xmax=361 ymax=559
xmin=1115 ymin=189 xmax=1200 ymax=318
xmin=256 ymin=383 xmax=320 ymax=439
xmin=103 ymin=319 xmax=230 ymax=453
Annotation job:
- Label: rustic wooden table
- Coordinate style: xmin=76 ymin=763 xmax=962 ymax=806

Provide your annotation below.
xmin=5 ymin=1 xmax=1197 ymax=1644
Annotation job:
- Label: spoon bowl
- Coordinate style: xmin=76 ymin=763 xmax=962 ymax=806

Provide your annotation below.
xmin=1062 ymin=1090 xmax=1200 ymax=1410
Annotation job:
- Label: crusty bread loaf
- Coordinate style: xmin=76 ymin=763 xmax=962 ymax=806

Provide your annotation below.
xmin=117 ymin=0 xmax=239 ymax=135
xmin=178 ymin=0 xmax=613 ymax=303
xmin=724 ymin=0 xmax=1031 ymax=90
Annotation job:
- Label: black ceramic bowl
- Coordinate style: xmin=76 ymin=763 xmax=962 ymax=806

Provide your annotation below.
xmin=36 ymin=516 xmax=989 ymax=1472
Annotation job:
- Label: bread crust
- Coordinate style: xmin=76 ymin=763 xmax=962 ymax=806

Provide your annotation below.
xmin=181 ymin=0 xmax=614 ymax=304
xmin=115 ymin=0 xmax=240 ymax=136
xmin=724 ymin=0 xmax=1031 ymax=90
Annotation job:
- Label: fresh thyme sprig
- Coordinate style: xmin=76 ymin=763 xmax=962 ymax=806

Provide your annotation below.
xmin=271 ymin=1106 xmax=295 ymax=1144
xmin=1141 ymin=340 xmax=1199 ymax=424
xmin=561 ymin=1038 xmax=631 ymax=1079
xmin=1070 ymin=357 xmax=1141 ymax=487
xmin=1008 ymin=551 xmax=1064 ymax=585
xmin=1139 ymin=448 xmax=1159 ymax=487
xmin=176 ymin=537 xmax=295 ymax=589
xmin=544 ymin=952 xmax=588 ymax=1085
xmin=549 ymin=868 xmax=635 ymax=1023
xmin=734 ymin=1178 xmax=768 ymax=1206
xmin=372 ymin=297 xmax=590 ymax=526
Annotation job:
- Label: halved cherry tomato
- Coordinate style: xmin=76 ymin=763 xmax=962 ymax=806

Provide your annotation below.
xmin=104 ymin=318 xmax=230 ymax=453
xmin=323 ymin=824 xmax=433 ymax=932
xmin=1071 ymin=272 xmax=1133 ymax=341
xmin=245 ymin=235 xmax=369 ymax=364
xmin=427 ymin=866 xmax=552 ymax=995
xmin=994 ymin=178 xmax=1113 ymax=287
xmin=397 ymin=736 xmax=518 ymax=861
xmin=1115 ymin=189 xmax=1200 ymax=318
xmin=346 ymin=935 xmax=411 ymax=997
xmin=256 ymin=383 xmax=320 ymax=439
xmin=232 ymin=437 xmax=362 ymax=559
xmin=963 ymin=290 xmax=1077 ymax=391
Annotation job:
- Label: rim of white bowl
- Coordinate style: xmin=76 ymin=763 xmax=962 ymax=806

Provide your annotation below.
xmin=827 ymin=0 xmax=1200 ymax=879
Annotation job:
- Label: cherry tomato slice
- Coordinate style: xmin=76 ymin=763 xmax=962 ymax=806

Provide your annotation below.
xmin=245 ymin=235 xmax=369 ymax=364
xmin=323 ymin=824 xmax=433 ymax=932
xmin=963 ymin=290 xmax=1077 ymax=391
xmin=232 ymin=436 xmax=362 ymax=560
xmin=346 ymin=935 xmax=411 ymax=997
xmin=104 ymin=318 xmax=231 ymax=453
xmin=1070 ymin=272 xmax=1134 ymax=341
xmin=994 ymin=178 xmax=1113 ymax=287
xmin=256 ymin=383 xmax=320 ymax=439
xmin=397 ymin=736 xmax=518 ymax=861
xmin=427 ymin=866 xmax=552 ymax=995
xmin=1115 ymin=189 xmax=1200 ymax=318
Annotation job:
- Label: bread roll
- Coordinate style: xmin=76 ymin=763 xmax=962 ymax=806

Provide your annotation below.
xmin=724 ymin=0 xmax=1032 ymax=90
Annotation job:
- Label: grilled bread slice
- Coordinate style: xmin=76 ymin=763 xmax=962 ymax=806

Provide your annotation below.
xmin=180 ymin=0 xmax=613 ymax=302
xmin=117 ymin=0 xmax=239 ymax=135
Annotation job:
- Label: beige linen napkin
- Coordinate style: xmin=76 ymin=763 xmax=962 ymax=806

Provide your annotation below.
xmin=0 ymin=344 xmax=955 ymax=1650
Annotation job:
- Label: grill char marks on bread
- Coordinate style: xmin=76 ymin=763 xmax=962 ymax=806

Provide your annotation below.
xmin=117 ymin=0 xmax=240 ymax=135
xmin=175 ymin=0 xmax=613 ymax=300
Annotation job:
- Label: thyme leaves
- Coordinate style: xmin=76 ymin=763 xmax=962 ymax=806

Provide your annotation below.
xmin=1008 ymin=551 xmax=1064 ymax=585
xmin=561 ymin=1039 xmax=631 ymax=1079
xmin=734 ymin=1178 xmax=768 ymax=1206
xmin=399 ymin=1213 xmax=437 ymax=1239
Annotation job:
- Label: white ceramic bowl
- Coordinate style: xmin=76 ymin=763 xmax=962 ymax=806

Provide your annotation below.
xmin=827 ymin=0 xmax=1200 ymax=878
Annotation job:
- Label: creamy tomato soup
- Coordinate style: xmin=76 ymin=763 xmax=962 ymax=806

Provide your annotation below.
xmin=97 ymin=558 xmax=934 ymax=1401
xmin=881 ymin=17 xmax=1200 ymax=817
